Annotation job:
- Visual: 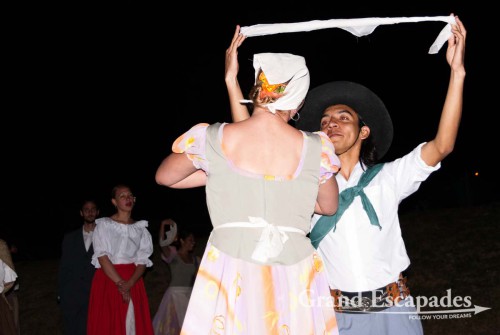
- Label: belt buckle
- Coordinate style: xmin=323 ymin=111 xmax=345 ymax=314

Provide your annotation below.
xmin=333 ymin=291 xmax=386 ymax=313
xmin=360 ymin=297 xmax=373 ymax=311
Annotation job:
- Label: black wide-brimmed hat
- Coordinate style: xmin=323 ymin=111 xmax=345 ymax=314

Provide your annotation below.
xmin=297 ymin=81 xmax=393 ymax=159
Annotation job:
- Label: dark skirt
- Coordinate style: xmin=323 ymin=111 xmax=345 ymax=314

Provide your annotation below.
xmin=0 ymin=294 xmax=17 ymax=335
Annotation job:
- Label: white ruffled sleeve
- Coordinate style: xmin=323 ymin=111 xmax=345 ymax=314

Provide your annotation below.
xmin=172 ymin=123 xmax=210 ymax=172
xmin=135 ymin=222 xmax=153 ymax=267
xmin=91 ymin=218 xmax=113 ymax=268
xmin=315 ymin=131 xmax=341 ymax=184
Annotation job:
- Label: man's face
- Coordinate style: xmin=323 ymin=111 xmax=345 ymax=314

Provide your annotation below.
xmin=81 ymin=202 xmax=98 ymax=223
xmin=320 ymin=104 xmax=365 ymax=155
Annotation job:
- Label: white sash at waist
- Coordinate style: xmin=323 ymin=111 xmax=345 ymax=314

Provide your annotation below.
xmin=213 ymin=216 xmax=306 ymax=263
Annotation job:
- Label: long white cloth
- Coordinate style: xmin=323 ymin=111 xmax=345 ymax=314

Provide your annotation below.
xmin=240 ymin=15 xmax=456 ymax=54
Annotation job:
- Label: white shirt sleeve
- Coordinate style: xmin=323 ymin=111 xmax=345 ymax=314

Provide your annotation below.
xmin=385 ymin=142 xmax=441 ymax=201
xmin=0 ymin=259 xmax=17 ymax=293
xmin=135 ymin=226 xmax=153 ymax=267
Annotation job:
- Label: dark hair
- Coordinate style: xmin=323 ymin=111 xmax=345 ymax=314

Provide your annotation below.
xmin=111 ymin=184 xmax=132 ymax=198
xmin=359 ymin=135 xmax=378 ymax=169
xmin=358 ymin=117 xmax=378 ymax=169
xmin=81 ymin=199 xmax=99 ymax=211
xmin=172 ymin=230 xmax=194 ymax=250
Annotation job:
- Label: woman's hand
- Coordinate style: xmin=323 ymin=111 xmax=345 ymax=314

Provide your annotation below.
xmin=116 ymin=279 xmax=132 ymax=295
xmin=225 ymin=25 xmax=246 ymax=83
xmin=225 ymin=25 xmax=251 ymax=123
xmin=121 ymin=290 xmax=131 ymax=303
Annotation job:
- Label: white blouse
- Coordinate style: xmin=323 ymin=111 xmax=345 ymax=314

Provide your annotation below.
xmin=91 ymin=217 xmax=153 ymax=268
xmin=0 ymin=259 xmax=17 ymax=294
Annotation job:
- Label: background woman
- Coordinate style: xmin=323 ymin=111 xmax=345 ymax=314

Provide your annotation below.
xmin=87 ymin=184 xmax=154 ymax=335
xmin=152 ymin=219 xmax=200 ymax=335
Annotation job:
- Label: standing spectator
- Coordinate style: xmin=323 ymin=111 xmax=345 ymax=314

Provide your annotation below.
xmin=87 ymin=184 xmax=154 ymax=335
xmin=0 ymin=238 xmax=18 ymax=335
xmin=152 ymin=219 xmax=200 ymax=335
xmin=57 ymin=199 xmax=99 ymax=335
xmin=5 ymin=241 xmax=19 ymax=334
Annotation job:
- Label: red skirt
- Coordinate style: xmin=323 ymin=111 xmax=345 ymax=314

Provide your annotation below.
xmin=87 ymin=264 xmax=153 ymax=335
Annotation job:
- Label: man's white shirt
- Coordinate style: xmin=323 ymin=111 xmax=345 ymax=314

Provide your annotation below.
xmin=312 ymin=143 xmax=440 ymax=292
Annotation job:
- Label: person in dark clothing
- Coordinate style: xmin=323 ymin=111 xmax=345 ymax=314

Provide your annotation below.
xmin=58 ymin=199 xmax=99 ymax=335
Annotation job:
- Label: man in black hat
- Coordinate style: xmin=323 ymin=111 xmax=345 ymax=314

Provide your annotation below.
xmin=226 ymin=17 xmax=466 ymax=334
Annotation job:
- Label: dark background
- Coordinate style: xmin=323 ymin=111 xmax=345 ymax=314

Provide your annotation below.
xmin=2 ymin=2 xmax=495 ymax=259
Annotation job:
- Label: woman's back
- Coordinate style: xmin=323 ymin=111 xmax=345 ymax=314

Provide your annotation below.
xmin=223 ymin=110 xmax=304 ymax=178
xmin=204 ymin=121 xmax=323 ymax=264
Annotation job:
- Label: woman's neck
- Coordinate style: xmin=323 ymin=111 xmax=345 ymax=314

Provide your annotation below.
xmin=178 ymin=247 xmax=191 ymax=256
xmin=177 ymin=249 xmax=193 ymax=263
xmin=252 ymin=107 xmax=289 ymax=123
xmin=111 ymin=212 xmax=133 ymax=224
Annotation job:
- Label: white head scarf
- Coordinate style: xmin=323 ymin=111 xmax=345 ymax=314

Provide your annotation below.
xmin=242 ymin=53 xmax=310 ymax=113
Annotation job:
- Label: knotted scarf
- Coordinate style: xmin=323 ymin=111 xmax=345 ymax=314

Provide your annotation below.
xmin=310 ymin=163 xmax=384 ymax=249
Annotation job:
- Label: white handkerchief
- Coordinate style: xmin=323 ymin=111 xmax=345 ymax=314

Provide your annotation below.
xmin=241 ymin=15 xmax=456 ymax=54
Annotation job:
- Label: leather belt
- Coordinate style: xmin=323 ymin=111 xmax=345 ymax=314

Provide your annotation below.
xmin=330 ymin=273 xmax=410 ymax=313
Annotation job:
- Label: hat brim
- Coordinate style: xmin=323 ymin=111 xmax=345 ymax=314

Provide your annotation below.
xmin=296 ymin=81 xmax=393 ymax=159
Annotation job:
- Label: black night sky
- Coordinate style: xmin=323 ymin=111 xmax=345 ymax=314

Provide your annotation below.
xmin=2 ymin=2 xmax=496 ymax=258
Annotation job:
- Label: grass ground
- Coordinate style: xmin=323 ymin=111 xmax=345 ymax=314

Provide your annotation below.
xmin=14 ymin=202 xmax=499 ymax=334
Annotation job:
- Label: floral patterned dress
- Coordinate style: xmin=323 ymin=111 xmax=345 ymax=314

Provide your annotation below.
xmin=174 ymin=122 xmax=340 ymax=335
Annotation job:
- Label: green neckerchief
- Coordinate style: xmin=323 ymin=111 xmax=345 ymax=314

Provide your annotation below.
xmin=310 ymin=163 xmax=384 ymax=249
